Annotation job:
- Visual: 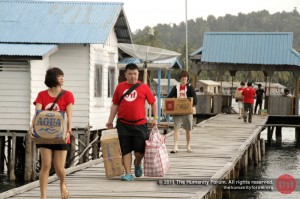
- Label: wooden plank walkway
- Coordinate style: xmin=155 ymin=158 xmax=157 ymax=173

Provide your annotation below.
xmin=1 ymin=114 xmax=268 ymax=199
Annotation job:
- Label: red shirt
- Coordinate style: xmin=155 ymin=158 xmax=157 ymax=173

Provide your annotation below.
xmin=112 ymin=81 xmax=156 ymax=125
xmin=237 ymin=87 xmax=244 ymax=92
xmin=34 ymin=90 xmax=74 ymax=111
xmin=34 ymin=90 xmax=75 ymax=143
xmin=242 ymin=86 xmax=256 ymax=104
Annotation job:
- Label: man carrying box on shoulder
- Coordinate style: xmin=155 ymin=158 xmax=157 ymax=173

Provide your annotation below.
xmin=167 ymin=70 xmax=197 ymax=154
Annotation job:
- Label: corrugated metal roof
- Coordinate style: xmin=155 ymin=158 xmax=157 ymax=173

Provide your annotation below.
xmin=118 ymin=57 xmax=183 ymax=69
xmin=0 ymin=44 xmax=58 ymax=57
xmin=191 ymin=32 xmax=300 ymax=66
xmin=0 ymin=0 xmax=132 ymax=44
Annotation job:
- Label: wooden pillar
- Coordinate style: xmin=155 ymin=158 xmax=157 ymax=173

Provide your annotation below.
xmin=275 ymin=126 xmax=282 ymax=145
xmin=7 ymin=136 xmax=12 ymax=179
xmin=32 ymin=143 xmax=38 ymax=180
xmin=235 ymin=161 xmax=240 ymax=178
xmin=241 ymin=150 xmax=248 ymax=176
xmin=9 ymin=133 xmax=16 ymax=180
xmin=267 ymin=126 xmax=273 ymax=144
xmin=216 ymin=185 xmax=223 ymax=199
xmin=78 ymin=132 xmax=86 ymax=164
xmin=252 ymin=142 xmax=258 ymax=166
xmin=295 ymin=128 xmax=300 ymax=144
xmin=25 ymin=131 xmax=33 ymax=181
xmin=69 ymin=135 xmax=76 ymax=167
xmin=260 ymin=138 xmax=265 ymax=156
xmin=248 ymin=145 xmax=253 ymax=165
xmin=294 ymin=76 xmax=299 ymax=115
xmin=257 ymin=139 xmax=261 ymax=162
xmin=92 ymin=131 xmax=99 ymax=160
xmin=0 ymin=136 xmax=5 ymax=172
xmin=84 ymin=128 xmax=91 ymax=163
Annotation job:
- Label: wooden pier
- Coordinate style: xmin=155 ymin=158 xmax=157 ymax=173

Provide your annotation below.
xmin=1 ymin=114 xmax=268 ymax=199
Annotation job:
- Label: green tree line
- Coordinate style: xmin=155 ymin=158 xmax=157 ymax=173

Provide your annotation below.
xmin=133 ymin=9 xmax=300 ymax=90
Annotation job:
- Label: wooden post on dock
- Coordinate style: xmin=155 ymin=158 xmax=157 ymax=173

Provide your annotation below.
xmin=275 ymin=126 xmax=282 ymax=145
xmin=84 ymin=127 xmax=90 ymax=163
xmin=69 ymin=135 xmax=76 ymax=167
xmin=92 ymin=131 xmax=98 ymax=160
xmin=248 ymin=144 xmax=253 ymax=165
xmin=241 ymin=150 xmax=248 ymax=176
xmin=295 ymin=128 xmax=300 ymax=144
xmin=9 ymin=132 xmax=16 ymax=180
xmin=25 ymin=131 xmax=33 ymax=181
xmin=257 ymin=139 xmax=261 ymax=162
xmin=267 ymin=126 xmax=273 ymax=144
xmin=260 ymin=138 xmax=265 ymax=156
xmin=252 ymin=142 xmax=258 ymax=166
xmin=78 ymin=132 xmax=85 ymax=164
xmin=0 ymin=136 xmax=4 ymax=172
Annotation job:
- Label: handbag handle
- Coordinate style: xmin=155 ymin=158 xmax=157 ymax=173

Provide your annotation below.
xmin=149 ymin=126 xmax=162 ymax=142
xmin=49 ymin=90 xmax=66 ymax=111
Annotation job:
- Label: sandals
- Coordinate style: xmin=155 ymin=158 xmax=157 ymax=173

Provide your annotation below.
xmin=170 ymin=150 xmax=178 ymax=154
xmin=61 ymin=184 xmax=69 ymax=199
xmin=134 ymin=159 xmax=143 ymax=177
xmin=187 ymin=148 xmax=192 ymax=153
xmin=121 ymin=173 xmax=134 ymax=181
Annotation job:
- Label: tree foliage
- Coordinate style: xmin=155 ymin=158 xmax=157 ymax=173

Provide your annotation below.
xmin=133 ymin=9 xmax=300 ymax=89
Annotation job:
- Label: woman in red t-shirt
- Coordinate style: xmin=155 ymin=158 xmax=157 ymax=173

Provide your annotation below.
xmin=32 ymin=67 xmax=74 ymax=199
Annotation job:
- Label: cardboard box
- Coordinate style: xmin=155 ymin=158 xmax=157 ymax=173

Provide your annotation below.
xmin=33 ymin=110 xmax=67 ymax=144
xmin=101 ymin=129 xmax=124 ymax=178
xmin=234 ymin=91 xmax=243 ymax=99
xmin=259 ymin=109 xmax=268 ymax=116
xmin=164 ymin=98 xmax=194 ymax=115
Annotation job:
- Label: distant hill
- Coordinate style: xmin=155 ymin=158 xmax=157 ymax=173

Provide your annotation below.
xmin=133 ymin=9 xmax=300 ymax=90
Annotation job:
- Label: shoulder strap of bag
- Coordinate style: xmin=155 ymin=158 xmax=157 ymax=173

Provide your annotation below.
xmin=49 ymin=90 xmax=66 ymax=111
xmin=119 ymin=83 xmax=142 ymax=105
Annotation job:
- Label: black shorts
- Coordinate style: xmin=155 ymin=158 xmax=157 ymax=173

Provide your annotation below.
xmin=36 ymin=144 xmax=70 ymax=151
xmin=116 ymin=120 xmax=148 ymax=155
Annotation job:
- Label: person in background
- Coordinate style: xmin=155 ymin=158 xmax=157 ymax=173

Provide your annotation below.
xmin=242 ymin=82 xmax=256 ymax=123
xmin=283 ymin=88 xmax=292 ymax=97
xmin=254 ymin=84 xmax=264 ymax=114
xmin=167 ymin=70 xmax=198 ymax=153
xmin=32 ymin=67 xmax=75 ymax=199
xmin=106 ymin=63 xmax=158 ymax=181
xmin=236 ymin=82 xmax=245 ymax=119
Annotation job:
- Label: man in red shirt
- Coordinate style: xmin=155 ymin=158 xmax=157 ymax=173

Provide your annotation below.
xmin=106 ymin=63 xmax=158 ymax=181
xmin=242 ymin=82 xmax=256 ymax=123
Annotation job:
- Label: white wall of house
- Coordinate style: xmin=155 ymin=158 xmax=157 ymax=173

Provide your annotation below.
xmin=49 ymin=44 xmax=90 ymax=129
xmin=0 ymin=61 xmax=30 ymax=130
xmin=29 ymin=58 xmax=50 ymax=128
xmin=89 ymin=30 xmax=119 ymax=130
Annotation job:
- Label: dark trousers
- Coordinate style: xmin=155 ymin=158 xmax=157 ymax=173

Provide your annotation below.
xmin=243 ymin=103 xmax=253 ymax=123
xmin=254 ymin=100 xmax=262 ymax=114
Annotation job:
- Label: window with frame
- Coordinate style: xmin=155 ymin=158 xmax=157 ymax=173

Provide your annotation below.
xmin=108 ymin=67 xmax=115 ymax=97
xmin=94 ymin=64 xmax=103 ymax=97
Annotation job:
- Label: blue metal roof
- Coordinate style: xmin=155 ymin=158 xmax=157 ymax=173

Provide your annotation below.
xmin=191 ymin=32 xmax=300 ymax=66
xmin=0 ymin=0 xmax=132 ymax=44
xmin=119 ymin=57 xmax=183 ymax=69
xmin=0 ymin=44 xmax=58 ymax=57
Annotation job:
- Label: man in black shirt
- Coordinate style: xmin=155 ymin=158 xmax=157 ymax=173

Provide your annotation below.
xmin=254 ymin=84 xmax=264 ymax=114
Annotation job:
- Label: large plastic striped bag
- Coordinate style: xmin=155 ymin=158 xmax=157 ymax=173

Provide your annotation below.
xmin=144 ymin=126 xmax=170 ymax=177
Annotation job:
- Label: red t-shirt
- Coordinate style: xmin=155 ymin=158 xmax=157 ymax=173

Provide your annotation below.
xmin=33 ymin=90 xmax=75 ymax=143
xmin=34 ymin=90 xmax=74 ymax=111
xmin=242 ymin=87 xmax=256 ymax=104
xmin=237 ymin=87 xmax=244 ymax=92
xmin=112 ymin=81 xmax=156 ymax=125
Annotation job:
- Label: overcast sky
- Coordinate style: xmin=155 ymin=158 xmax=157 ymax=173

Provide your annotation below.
xmin=61 ymin=0 xmax=299 ymax=32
